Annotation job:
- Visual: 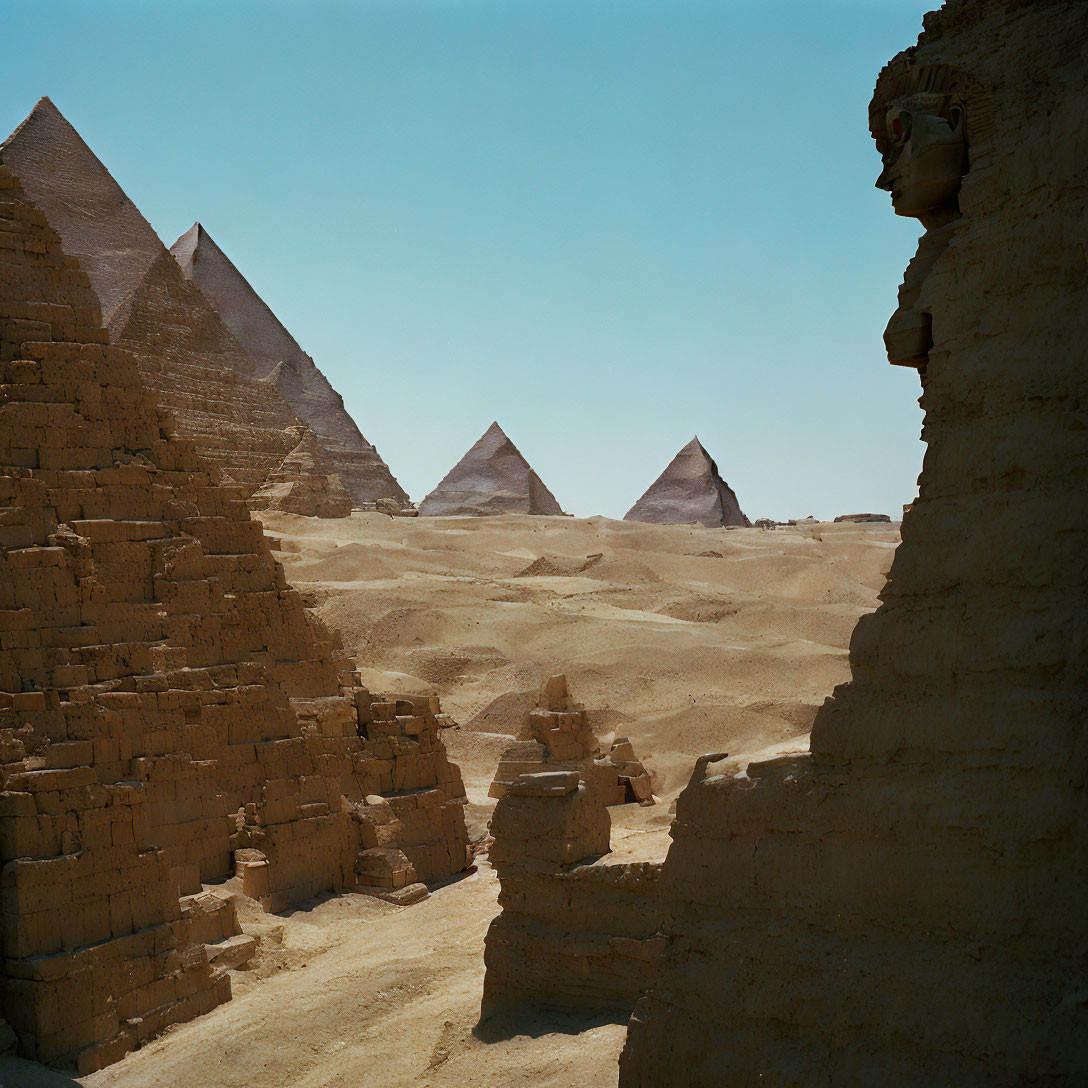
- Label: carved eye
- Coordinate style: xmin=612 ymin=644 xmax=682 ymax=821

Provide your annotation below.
xmin=889 ymin=110 xmax=912 ymax=145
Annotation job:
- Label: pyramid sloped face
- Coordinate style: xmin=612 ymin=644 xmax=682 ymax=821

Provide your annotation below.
xmin=419 ymin=422 xmax=565 ymax=516
xmin=249 ymin=428 xmax=352 ymax=518
xmin=624 ymin=437 xmax=747 ymax=527
xmin=2 ymin=100 xmax=303 ymax=496
xmin=0 ymin=161 xmax=468 ymax=1072
xmin=171 ymin=224 xmax=408 ymax=505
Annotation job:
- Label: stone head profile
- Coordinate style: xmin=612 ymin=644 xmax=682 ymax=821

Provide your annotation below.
xmin=874 ymin=93 xmax=967 ymax=225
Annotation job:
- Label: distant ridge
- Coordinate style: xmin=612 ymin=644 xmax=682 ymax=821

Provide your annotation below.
xmin=419 ymin=422 xmax=565 ymax=517
xmin=624 ymin=437 xmax=748 ymax=527
xmin=171 ymin=223 xmax=407 ymax=504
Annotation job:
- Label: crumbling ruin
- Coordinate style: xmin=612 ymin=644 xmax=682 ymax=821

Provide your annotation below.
xmin=170 ymin=223 xmax=407 ymax=506
xmin=482 ymin=772 xmax=664 ymax=1018
xmin=1 ymin=99 xmax=306 ymax=496
xmin=0 ymin=159 xmax=470 ymax=1073
xmin=248 ymin=426 xmax=352 ymax=519
xmin=489 ymin=676 xmax=653 ymax=807
xmin=624 ymin=436 xmax=748 ymax=527
xmin=419 ymin=422 xmax=565 ymax=517
xmin=618 ymin=3 xmax=1088 ymax=1084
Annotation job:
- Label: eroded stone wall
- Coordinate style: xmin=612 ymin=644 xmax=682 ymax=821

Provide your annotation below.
xmin=619 ymin=3 xmax=1088 ymax=1085
xmin=0 ymin=161 xmax=469 ymax=1073
xmin=481 ymin=774 xmax=664 ymax=1017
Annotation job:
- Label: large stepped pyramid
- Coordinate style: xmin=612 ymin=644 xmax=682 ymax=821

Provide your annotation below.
xmin=171 ymin=223 xmax=407 ymax=505
xmin=0 ymin=158 xmax=470 ymax=1073
xmin=1 ymin=98 xmax=302 ymax=496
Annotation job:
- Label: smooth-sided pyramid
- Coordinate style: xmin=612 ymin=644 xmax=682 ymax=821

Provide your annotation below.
xmin=170 ymin=224 xmax=408 ymax=505
xmin=418 ymin=422 xmax=565 ymax=517
xmin=1 ymin=98 xmax=302 ymax=495
xmin=0 ymin=158 xmax=469 ymax=1072
xmin=623 ymin=437 xmax=748 ymax=527
xmin=249 ymin=426 xmax=352 ymax=518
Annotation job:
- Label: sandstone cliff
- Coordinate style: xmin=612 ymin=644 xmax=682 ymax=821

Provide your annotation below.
xmin=619 ymin=3 xmax=1088 ymax=1084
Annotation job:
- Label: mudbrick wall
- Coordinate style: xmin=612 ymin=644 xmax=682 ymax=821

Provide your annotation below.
xmin=619 ymin=3 xmax=1088 ymax=1085
xmin=0 ymin=160 xmax=469 ymax=1073
xmin=481 ymin=773 xmax=664 ymax=1017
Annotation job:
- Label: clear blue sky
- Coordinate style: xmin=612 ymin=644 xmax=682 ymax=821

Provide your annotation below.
xmin=5 ymin=0 xmax=930 ymax=519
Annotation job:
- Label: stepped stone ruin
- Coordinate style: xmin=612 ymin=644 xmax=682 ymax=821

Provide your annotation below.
xmin=618 ymin=3 xmax=1088 ymax=1085
xmin=0 ymin=158 xmax=470 ymax=1072
xmin=418 ymin=422 xmax=565 ymax=517
xmin=170 ymin=223 xmax=407 ymax=506
xmin=489 ymin=676 xmax=654 ymax=807
xmin=248 ymin=426 xmax=352 ymax=519
xmin=624 ymin=436 xmax=748 ymax=527
xmin=2 ymin=99 xmax=310 ymax=497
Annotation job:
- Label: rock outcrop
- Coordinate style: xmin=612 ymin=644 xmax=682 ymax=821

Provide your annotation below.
xmin=0 ymin=159 xmax=470 ymax=1073
xmin=489 ymin=676 xmax=653 ymax=806
xmin=1 ymin=99 xmax=301 ymax=495
xmin=482 ymin=773 xmax=664 ymax=1017
xmin=418 ymin=422 xmax=565 ymax=517
xmin=623 ymin=437 xmax=747 ymax=527
xmin=619 ymin=3 xmax=1088 ymax=1085
xmin=249 ymin=427 xmax=352 ymax=519
xmin=170 ymin=224 xmax=407 ymax=505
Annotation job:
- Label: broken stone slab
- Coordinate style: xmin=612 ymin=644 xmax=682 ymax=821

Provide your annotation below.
xmin=507 ymin=770 xmax=580 ymax=796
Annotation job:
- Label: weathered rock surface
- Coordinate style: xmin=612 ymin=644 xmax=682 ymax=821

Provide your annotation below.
xmin=1 ymin=99 xmax=301 ymax=495
xmin=249 ymin=427 xmax=352 ymax=519
xmin=419 ymin=422 xmax=565 ymax=517
xmin=170 ymin=224 xmax=407 ymax=505
xmin=0 ymin=160 xmax=469 ymax=1073
xmin=482 ymin=777 xmax=664 ymax=1017
xmin=833 ymin=512 xmax=891 ymax=523
xmin=619 ymin=3 xmax=1088 ymax=1085
xmin=489 ymin=675 xmax=653 ymax=806
xmin=624 ymin=437 xmax=747 ymax=527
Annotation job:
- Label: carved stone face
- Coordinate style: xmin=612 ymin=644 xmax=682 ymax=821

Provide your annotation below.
xmin=876 ymin=94 xmax=967 ymax=221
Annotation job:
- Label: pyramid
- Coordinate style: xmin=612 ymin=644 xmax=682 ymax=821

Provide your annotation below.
xmin=249 ymin=426 xmax=352 ymax=518
xmin=1 ymin=98 xmax=303 ymax=495
xmin=623 ymin=437 xmax=748 ymax=527
xmin=0 ymin=157 xmax=470 ymax=1071
xmin=170 ymin=223 xmax=408 ymax=505
xmin=418 ymin=422 xmax=565 ymax=516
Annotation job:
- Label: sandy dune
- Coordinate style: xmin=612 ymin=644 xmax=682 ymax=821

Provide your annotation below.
xmin=272 ymin=513 xmax=897 ymax=801
xmin=1 ymin=515 xmax=897 ymax=1088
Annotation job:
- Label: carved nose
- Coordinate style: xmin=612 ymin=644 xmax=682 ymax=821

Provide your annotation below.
xmin=876 ymin=163 xmax=893 ymax=191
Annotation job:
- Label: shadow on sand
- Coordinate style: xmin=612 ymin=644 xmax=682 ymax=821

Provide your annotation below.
xmin=474 ymin=1006 xmax=629 ymax=1044
xmin=0 ymin=1055 xmax=82 ymax=1087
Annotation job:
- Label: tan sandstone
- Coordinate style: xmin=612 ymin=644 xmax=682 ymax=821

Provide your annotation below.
xmin=0 ymin=159 xmax=470 ymax=1074
xmin=619 ymin=3 xmax=1088 ymax=1084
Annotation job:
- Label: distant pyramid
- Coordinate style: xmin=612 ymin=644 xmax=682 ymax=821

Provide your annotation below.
xmin=419 ymin=422 xmax=565 ymax=517
xmin=624 ymin=437 xmax=748 ymax=527
xmin=1 ymin=98 xmax=303 ymax=494
xmin=170 ymin=223 xmax=407 ymax=505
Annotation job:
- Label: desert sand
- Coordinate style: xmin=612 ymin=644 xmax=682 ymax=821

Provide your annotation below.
xmin=0 ymin=514 xmax=896 ymax=1088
